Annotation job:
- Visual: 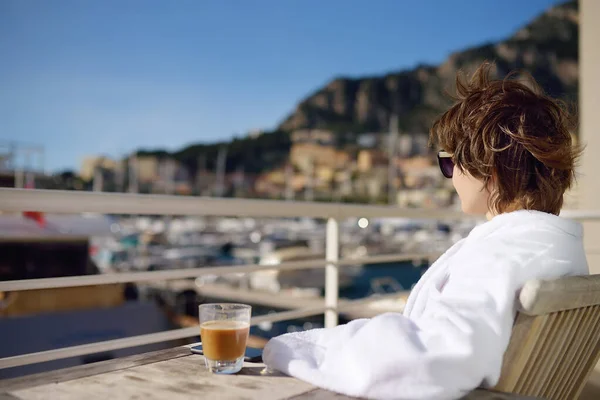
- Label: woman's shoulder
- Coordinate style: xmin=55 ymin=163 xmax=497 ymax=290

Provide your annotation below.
xmin=454 ymin=213 xmax=588 ymax=280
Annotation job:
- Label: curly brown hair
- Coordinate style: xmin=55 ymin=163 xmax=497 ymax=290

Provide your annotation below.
xmin=430 ymin=62 xmax=581 ymax=215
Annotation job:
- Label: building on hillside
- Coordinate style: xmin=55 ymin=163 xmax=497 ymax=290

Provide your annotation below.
xmin=315 ymin=165 xmax=334 ymax=184
xmin=353 ymin=166 xmax=387 ymax=200
xmin=357 ymin=149 xmax=388 ymax=173
xmin=334 ymin=170 xmax=353 ymax=197
xmin=80 ymin=157 xmax=117 ymax=181
xmin=136 ymin=156 xmax=160 ymax=183
xmin=254 ymin=170 xmax=284 ymax=198
xmin=396 ymin=155 xmax=438 ymax=189
xmin=290 ymin=143 xmax=349 ymax=172
xmin=126 ymin=156 xmax=193 ymax=194
xmin=396 ymin=188 xmax=455 ymax=209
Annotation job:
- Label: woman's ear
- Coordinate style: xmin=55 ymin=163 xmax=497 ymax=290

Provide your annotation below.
xmin=486 ymin=173 xmax=497 ymax=193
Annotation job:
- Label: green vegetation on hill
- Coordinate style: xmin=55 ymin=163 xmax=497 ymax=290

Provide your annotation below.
xmin=138 ymin=130 xmax=291 ymax=174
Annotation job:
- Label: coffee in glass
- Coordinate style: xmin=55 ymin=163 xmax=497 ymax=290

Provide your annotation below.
xmin=199 ymin=303 xmax=251 ymax=374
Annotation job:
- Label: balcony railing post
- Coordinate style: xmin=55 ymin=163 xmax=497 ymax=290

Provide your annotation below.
xmin=325 ymin=217 xmax=340 ymax=328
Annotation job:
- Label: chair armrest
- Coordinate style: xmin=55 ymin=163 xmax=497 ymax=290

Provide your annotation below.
xmin=519 ymin=275 xmax=600 ymax=315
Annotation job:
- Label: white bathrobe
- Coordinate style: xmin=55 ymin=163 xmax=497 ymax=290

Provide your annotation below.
xmin=263 ymin=210 xmax=588 ymax=400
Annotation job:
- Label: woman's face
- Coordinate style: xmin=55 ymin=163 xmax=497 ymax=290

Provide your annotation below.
xmin=452 ymin=164 xmax=491 ymax=215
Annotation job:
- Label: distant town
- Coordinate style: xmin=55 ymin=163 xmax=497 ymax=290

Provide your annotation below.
xmin=1 ymin=129 xmax=458 ymax=209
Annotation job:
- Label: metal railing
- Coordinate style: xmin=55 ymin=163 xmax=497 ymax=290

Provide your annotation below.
xmin=1 ymin=188 xmax=599 ymax=370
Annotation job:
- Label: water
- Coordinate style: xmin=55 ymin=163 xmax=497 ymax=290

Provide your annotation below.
xmin=249 ymin=261 xmax=427 ymax=340
xmin=340 ymin=261 xmax=426 ymax=299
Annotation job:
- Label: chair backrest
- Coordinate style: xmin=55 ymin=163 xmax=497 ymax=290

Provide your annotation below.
xmin=494 ymin=275 xmax=600 ymax=400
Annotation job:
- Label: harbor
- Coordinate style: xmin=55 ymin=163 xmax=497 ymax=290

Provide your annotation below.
xmin=0 ymin=189 xmax=470 ymax=377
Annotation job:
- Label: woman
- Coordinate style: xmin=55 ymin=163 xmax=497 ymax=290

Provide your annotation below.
xmin=262 ymin=63 xmax=587 ymax=400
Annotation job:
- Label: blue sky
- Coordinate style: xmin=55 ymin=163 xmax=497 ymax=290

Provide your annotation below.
xmin=1 ymin=0 xmax=562 ymax=172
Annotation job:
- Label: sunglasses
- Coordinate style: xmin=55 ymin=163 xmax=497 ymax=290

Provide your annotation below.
xmin=437 ymin=151 xmax=454 ymax=179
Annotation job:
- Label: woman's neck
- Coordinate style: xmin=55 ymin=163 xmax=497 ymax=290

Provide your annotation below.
xmin=486 ymin=205 xmax=524 ymax=221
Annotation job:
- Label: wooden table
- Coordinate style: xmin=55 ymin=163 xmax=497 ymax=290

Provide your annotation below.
xmin=0 ymin=345 xmax=537 ymax=399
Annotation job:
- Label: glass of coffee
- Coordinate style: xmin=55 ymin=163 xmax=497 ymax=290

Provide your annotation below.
xmin=199 ymin=303 xmax=251 ymax=374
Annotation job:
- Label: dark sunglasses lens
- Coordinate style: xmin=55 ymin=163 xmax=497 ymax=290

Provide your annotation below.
xmin=438 ymin=157 xmax=454 ymax=178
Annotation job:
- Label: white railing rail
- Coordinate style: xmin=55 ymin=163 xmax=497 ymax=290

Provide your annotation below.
xmin=0 ymin=188 xmax=467 ymax=219
xmin=0 ymin=253 xmax=431 ymax=292
xmin=3 ymin=188 xmax=598 ymax=219
xmin=1 ymin=188 xmax=599 ymax=370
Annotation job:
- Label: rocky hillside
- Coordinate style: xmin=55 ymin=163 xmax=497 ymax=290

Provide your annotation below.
xmin=278 ymin=0 xmax=578 ymax=134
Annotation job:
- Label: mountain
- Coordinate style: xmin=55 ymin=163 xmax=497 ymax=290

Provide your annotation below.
xmin=277 ymin=0 xmax=578 ymax=134
xmin=137 ymin=0 xmax=578 ymax=175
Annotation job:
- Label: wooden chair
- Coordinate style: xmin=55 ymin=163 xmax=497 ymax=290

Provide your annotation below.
xmin=494 ymin=275 xmax=600 ymax=399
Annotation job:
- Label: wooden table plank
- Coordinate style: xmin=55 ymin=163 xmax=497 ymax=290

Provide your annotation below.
xmin=0 ymin=346 xmax=190 ymax=392
xmin=7 ymin=355 xmax=315 ymax=400
xmin=0 ymin=346 xmax=538 ymax=400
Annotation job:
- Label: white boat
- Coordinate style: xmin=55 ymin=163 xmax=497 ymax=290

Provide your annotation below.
xmin=250 ymin=243 xmax=364 ymax=292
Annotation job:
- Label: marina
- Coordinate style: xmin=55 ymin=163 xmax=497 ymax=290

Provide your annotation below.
xmin=0 ymin=189 xmax=472 ymax=375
